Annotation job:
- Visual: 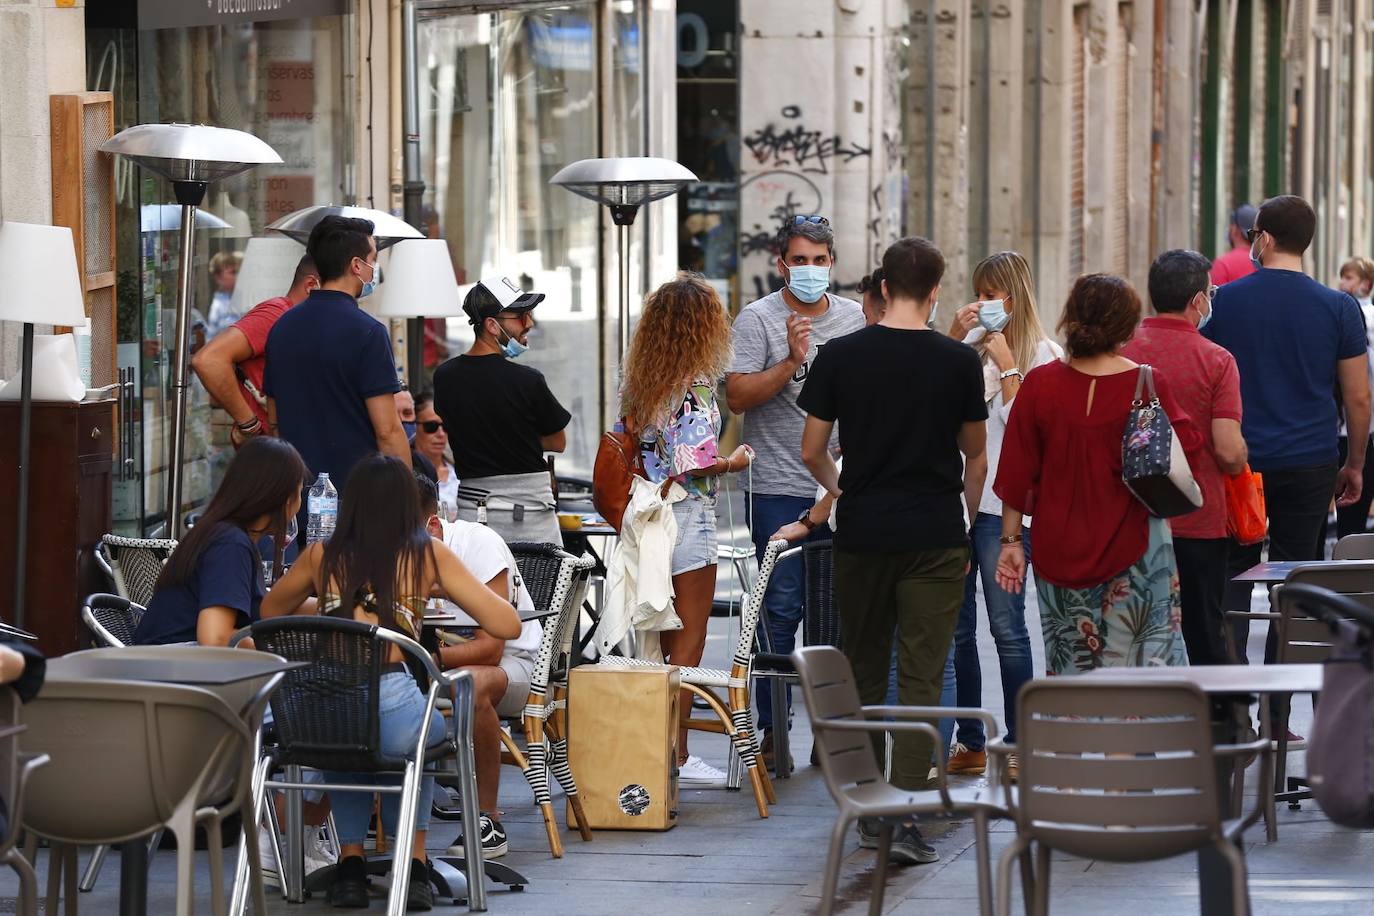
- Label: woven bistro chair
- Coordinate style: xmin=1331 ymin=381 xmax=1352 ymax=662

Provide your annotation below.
xmin=94 ymin=535 xmax=177 ymax=607
xmin=992 ymin=678 xmax=1267 ymax=916
xmin=595 ymin=539 xmax=786 ymax=818
xmin=80 ymin=593 xmax=145 ymax=648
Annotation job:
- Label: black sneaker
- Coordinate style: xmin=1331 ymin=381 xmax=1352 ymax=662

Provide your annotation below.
xmin=446 ymin=814 xmax=508 ymax=859
xmin=856 ymin=817 xmax=881 ymax=849
xmin=405 ymin=859 xmax=433 ymax=912
xmin=326 ymin=855 xmax=370 ymax=908
xmin=889 ymin=823 xmax=939 ymax=865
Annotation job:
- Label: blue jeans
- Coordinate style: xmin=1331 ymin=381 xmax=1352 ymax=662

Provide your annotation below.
xmin=942 ymin=512 xmax=1034 ymax=749
xmin=747 ymin=493 xmax=831 ymax=731
xmin=326 ymin=672 xmax=447 ymax=846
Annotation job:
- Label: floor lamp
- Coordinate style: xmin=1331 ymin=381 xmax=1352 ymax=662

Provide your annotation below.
xmin=0 ymin=222 xmax=90 ymax=630
xmin=101 ymin=123 xmax=280 ymax=539
xmin=549 ymin=157 xmax=697 ymax=431
xmin=372 ymin=239 xmax=462 ymax=389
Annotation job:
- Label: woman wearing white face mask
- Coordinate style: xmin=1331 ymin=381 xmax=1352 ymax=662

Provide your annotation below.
xmin=943 ymin=251 xmax=1061 ymax=782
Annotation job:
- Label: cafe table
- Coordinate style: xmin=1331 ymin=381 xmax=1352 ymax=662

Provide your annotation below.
xmin=1232 ymin=559 xmax=1374 ymax=584
xmin=1084 ymin=664 xmax=1323 ymax=916
xmin=44 ymin=650 xmax=305 ymax=916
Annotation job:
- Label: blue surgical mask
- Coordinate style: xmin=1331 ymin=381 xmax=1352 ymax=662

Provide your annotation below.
xmin=977 ymin=299 xmax=1010 ymax=333
xmin=401 ymin=420 xmax=417 ymax=439
xmin=785 ymin=264 xmax=830 ymax=304
xmin=929 ymin=300 xmax=939 ymax=327
xmin=1197 ymin=295 xmax=1214 ymax=331
xmin=499 ymin=328 xmax=528 ymax=359
xmin=357 ymin=259 xmax=379 ymax=299
xmin=1249 ymin=236 xmax=1264 ymax=271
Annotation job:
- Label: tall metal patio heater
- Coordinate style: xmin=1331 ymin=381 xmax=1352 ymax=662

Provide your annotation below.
xmin=102 ymin=123 xmax=280 ymax=538
xmin=550 ymin=157 xmax=697 ymax=429
xmin=267 ymin=204 xmax=424 ymax=250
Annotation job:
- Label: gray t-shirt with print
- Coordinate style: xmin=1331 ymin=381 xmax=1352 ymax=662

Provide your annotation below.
xmin=729 ymin=289 xmax=865 ymax=497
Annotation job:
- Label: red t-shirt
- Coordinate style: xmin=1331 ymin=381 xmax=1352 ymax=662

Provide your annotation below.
xmin=1122 ymin=317 xmax=1243 ymax=540
xmin=994 ymin=360 xmax=1202 ymax=588
xmin=232 ymin=296 xmax=293 ymax=425
xmin=1210 ymin=246 xmax=1256 ymax=285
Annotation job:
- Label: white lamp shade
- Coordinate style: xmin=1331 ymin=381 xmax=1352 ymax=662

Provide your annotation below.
xmin=228 ymin=236 xmax=308 ymax=317
xmin=373 ymin=240 xmax=462 ymax=317
xmin=0 ymin=222 xmax=87 ymax=327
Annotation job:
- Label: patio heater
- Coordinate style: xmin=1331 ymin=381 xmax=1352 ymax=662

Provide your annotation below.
xmin=101 ymin=123 xmax=280 ymax=539
xmin=549 ymin=157 xmax=697 ymax=430
xmin=266 ymin=204 xmax=425 ymax=250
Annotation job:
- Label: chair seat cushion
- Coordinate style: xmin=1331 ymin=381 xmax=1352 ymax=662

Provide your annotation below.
xmin=595 ymin=655 xmax=730 ymax=688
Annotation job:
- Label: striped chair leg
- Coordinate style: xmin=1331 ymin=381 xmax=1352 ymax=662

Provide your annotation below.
xmin=545 ymin=688 xmax=593 ymax=842
xmin=522 ymin=713 xmax=563 ymax=859
xmin=686 ymin=684 xmax=769 ymax=818
xmin=730 ymin=682 xmax=776 ymax=805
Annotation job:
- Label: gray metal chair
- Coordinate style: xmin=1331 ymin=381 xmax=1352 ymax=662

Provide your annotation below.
xmin=94 ymin=535 xmax=177 ymax=606
xmin=0 ymin=688 xmax=48 ymax=916
xmin=791 ymin=645 xmax=1009 ymax=916
xmin=1333 ymin=533 xmax=1374 ymax=559
xmin=992 ymin=678 xmax=1267 ymax=916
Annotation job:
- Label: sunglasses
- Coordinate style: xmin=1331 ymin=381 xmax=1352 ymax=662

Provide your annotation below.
xmin=1204 ymin=284 xmax=1218 ymax=301
xmin=1245 ymin=227 xmax=1264 ymax=243
xmin=790 ymin=215 xmax=830 ymax=226
xmin=418 ymin=420 xmax=443 ymax=434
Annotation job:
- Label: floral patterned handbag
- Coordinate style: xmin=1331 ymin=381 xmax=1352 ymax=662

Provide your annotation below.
xmin=1121 ymin=364 xmax=1203 ymax=517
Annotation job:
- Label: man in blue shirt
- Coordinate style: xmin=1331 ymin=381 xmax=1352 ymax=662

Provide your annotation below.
xmin=1205 ymin=195 xmax=1371 ymax=669
xmin=264 ymin=216 xmax=411 ymax=500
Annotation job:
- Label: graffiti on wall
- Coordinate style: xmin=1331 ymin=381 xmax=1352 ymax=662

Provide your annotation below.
xmin=742 ymin=106 xmax=872 ymax=176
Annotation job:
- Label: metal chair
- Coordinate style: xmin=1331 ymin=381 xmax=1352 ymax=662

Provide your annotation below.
xmin=500 ymin=542 xmax=596 ymax=858
xmin=792 ymin=645 xmax=1009 ymax=916
xmin=596 ymin=539 xmax=785 ymax=817
xmin=80 ymin=593 xmax=145 ymax=648
xmin=1332 ymin=533 xmax=1374 ymax=559
xmin=0 ymin=688 xmax=48 ymax=916
xmin=93 ymin=535 xmax=178 ymax=607
xmin=238 ymin=616 xmax=492 ymax=914
xmin=21 ymin=666 xmax=279 ymax=916
xmin=993 ymin=678 xmax=1267 ymax=916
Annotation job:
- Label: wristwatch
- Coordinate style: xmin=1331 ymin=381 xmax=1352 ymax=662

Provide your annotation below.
xmin=999 ymin=368 xmax=1024 ymax=381
xmin=999 ymin=533 xmax=1024 ymax=545
xmin=797 ymin=508 xmax=817 ymax=531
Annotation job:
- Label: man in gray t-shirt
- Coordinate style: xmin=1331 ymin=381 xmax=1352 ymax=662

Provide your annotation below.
xmin=725 ymin=215 xmax=864 ymax=765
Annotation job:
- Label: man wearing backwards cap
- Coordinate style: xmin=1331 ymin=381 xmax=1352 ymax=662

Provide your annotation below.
xmin=431 ymin=277 xmax=571 ymax=543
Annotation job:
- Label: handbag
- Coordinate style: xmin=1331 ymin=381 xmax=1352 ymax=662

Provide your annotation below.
xmin=1121 ymin=364 xmax=1203 ymax=518
xmin=1225 ymin=464 xmax=1267 ymax=544
xmin=592 ymin=417 xmax=646 ymax=534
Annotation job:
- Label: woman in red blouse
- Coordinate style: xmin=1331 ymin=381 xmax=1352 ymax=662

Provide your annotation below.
xmin=993 ymin=274 xmax=1199 ymax=674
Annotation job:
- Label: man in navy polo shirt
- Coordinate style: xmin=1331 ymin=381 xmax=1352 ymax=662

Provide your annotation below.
xmin=1205 ymin=195 xmax=1371 ymax=669
xmin=264 ymin=215 xmax=411 ymax=504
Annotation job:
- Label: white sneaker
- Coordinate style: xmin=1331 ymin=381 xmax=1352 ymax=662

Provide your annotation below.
xmin=257 ymin=826 xmax=281 ymax=889
xmin=678 ymin=755 xmax=727 ymax=787
xmin=257 ymin=824 xmax=336 ymax=887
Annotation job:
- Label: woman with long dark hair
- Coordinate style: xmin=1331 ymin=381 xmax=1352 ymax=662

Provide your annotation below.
xmin=134 ymin=437 xmax=308 ymax=646
xmin=262 ymin=453 xmax=520 ymax=910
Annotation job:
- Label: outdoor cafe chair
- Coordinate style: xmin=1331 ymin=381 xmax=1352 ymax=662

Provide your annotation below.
xmin=21 ymin=663 xmax=281 ymax=916
xmin=80 ymin=592 xmax=144 ymax=648
xmin=0 ymin=688 xmax=49 ymax=916
xmin=992 ymin=678 xmax=1267 ymax=916
xmin=1332 ymin=533 xmax=1374 ymax=560
xmin=237 ymin=616 xmax=491 ymax=914
xmin=595 ymin=539 xmax=786 ymax=818
xmin=791 ymin=645 xmax=1011 ymax=916
xmin=93 ymin=534 xmax=177 ymax=607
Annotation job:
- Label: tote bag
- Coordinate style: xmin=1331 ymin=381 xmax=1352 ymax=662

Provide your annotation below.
xmin=1121 ymin=365 xmax=1203 ymax=518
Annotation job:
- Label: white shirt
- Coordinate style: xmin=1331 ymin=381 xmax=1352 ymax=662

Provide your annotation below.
xmin=963 ymin=328 xmax=1064 ymax=517
xmin=437 ymin=462 xmax=460 ymax=514
xmin=437 ymin=518 xmax=541 ymax=660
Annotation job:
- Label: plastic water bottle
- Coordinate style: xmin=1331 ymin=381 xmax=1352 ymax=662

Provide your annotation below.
xmin=306 ymin=472 xmax=338 ymax=544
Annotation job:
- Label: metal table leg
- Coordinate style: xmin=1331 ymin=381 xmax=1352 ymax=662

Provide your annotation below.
xmin=284 ymin=764 xmax=305 ymax=902
xmin=118 ymin=840 xmax=148 ymax=916
xmin=1199 ymin=700 xmax=1252 ymax=916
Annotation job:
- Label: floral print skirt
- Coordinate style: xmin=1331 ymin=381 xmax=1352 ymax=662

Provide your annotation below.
xmin=1034 ymin=517 xmax=1189 ymax=675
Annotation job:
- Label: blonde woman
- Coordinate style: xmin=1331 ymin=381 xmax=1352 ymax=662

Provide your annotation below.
xmin=944 ymin=251 xmax=1062 ymax=780
xmin=621 ymin=273 xmax=752 ymax=787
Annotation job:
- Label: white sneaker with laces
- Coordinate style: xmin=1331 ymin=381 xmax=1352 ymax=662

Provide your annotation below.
xmin=258 ymin=824 xmax=336 ymax=888
xmin=678 ymin=755 xmax=727 ymax=787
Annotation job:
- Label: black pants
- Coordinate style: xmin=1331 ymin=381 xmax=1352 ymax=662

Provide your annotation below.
xmin=1224 ymin=463 xmax=1339 ymax=665
xmin=1174 ymin=536 xmax=1231 ymax=665
xmin=1334 ymin=436 xmax=1374 ymax=540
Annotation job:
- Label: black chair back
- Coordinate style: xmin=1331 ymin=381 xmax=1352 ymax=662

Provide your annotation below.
xmin=81 ymin=593 xmax=145 ymax=648
xmin=802 ymin=540 xmax=841 ymax=649
xmin=508 ymin=542 xmax=570 ymax=618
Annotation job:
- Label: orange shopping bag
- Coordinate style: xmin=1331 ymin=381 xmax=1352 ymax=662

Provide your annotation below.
xmin=1226 ymin=465 xmax=1267 ymax=545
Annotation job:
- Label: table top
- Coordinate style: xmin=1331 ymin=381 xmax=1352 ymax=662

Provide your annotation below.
xmin=1083 ymin=663 xmax=1323 ymax=694
xmin=47 ymin=653 xmax=307 ymax=686
xmin=423 ymin=604 xmax=557 ymax=628
xmin=1232 ymin=559 xmax=1374 ymax=583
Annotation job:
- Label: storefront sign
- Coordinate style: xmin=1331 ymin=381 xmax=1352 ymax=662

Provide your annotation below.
xmin=137 ymin=0 xmax=349 ymax=30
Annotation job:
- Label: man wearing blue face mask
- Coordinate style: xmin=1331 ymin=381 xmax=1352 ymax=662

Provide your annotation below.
xmin=726 ymin=214 xmax=864 ymax=771
xmin=265 ymin=215 xmax=412 ymax=535
xmin=431 ymin=277 xmax=570 ymax=544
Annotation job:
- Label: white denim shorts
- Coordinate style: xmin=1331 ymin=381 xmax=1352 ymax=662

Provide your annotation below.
xmin=671 ymin=495 xmax=719 ymax=576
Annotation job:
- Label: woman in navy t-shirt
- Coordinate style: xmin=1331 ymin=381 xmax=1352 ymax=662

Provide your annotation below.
xmin=134 ymin=437 xmax=309 ymax=646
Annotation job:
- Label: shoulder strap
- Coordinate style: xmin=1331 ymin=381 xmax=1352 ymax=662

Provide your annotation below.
xmin=1132 ymin=364 xmax=1158 ymax=405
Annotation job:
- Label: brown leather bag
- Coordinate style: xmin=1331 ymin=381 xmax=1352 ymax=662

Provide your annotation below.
xmin=592 ymin=418 xmax=645 ymax=533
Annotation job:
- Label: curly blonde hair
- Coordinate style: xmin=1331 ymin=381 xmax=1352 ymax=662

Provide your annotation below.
xmin=620 ymin=273 xmax=732 ymax=431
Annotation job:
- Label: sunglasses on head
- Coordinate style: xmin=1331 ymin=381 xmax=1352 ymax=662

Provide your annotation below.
xmin=790 ymin=215 xmax=830 ymax=227
xmin=418 ymin=420 xmax=443 ymax=434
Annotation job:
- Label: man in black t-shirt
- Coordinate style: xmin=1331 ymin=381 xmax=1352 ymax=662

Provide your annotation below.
xmin=797 ymin=236 xmax=987 ymax=866
xmin=432 ymin=277 xmax=571 ymax=543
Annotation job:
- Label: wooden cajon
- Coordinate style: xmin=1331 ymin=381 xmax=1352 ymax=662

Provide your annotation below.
xmin=565 ymin=664 xmax=679 ymax=830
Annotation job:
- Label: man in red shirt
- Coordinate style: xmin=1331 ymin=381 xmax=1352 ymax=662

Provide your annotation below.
xmin=1210 ymin=204 xmax=1258 ymax=286
xmin=191 ymin=255 xmax=319 ymax=448
xmin=1123 ymin=249 xmax=1249 ymax=664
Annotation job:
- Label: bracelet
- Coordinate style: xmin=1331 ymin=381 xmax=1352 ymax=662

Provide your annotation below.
xmin=999 ymin=534 xmax=1024 ymax=545
xmin=236 ymin=416 xmax=262 ymax=432
xmin=999 ymin=368 xmax=1023 ymax=382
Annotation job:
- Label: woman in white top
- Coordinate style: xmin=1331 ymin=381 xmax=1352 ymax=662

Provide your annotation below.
xmin=945 ymin=251 xmax=1062 ymax=780
xmin=415 ymin=391 xmax=460 ymax=514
